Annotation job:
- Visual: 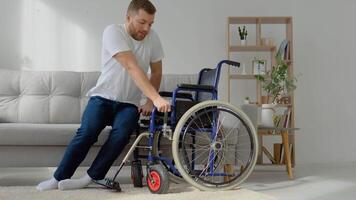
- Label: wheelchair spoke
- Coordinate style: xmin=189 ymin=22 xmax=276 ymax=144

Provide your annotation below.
xmin=222 ymin=133 xmax=250 ymax=140
xmin=196 ymin=111 xmax=208 ymax=128
xmin=184 ymin=115 xmax=203 ymax=133
xmin=185 ymin=143 xmax=210 ymax=149
xmin=219 ymin=124 xmax=240 ymax=142
xmin=199 ymin=151 xmax=218 ymax=177
xmin=190 ymin=117 xmax=211 ymax=137
xmin=184 ymin=131 xmax=211 ymax=142
xmin=189 ymin=149 xmax=210 ymax=164
xmin=236 ymin=153 xmax=247 ymax=163
xmin=223 ymin=139 xmax=251 ymax=147
xmin=221 ymin=129 xmax=251 ymax=143
xmin=217 ymin=125 xmax=229 ymax=142
xmin=203 ymin=107 xmax=213 ymax=125
xmin=226 ymin=148 xmax=251 ymax=152
xmin=214 ymin=114 xmax=227 ymax=141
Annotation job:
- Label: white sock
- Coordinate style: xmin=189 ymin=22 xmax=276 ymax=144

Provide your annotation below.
xmin=36 ymin=177 xmax=58 ymax=191
xmin=58 ymin=173 xmax=92 ymax=190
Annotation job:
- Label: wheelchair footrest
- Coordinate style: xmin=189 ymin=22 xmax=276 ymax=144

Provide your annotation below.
xmin=93 ymin=178 xmax=121 ymax=192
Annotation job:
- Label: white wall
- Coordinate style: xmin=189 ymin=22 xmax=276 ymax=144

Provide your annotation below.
xmin=1 ymin=0 xmax=356 ymax=164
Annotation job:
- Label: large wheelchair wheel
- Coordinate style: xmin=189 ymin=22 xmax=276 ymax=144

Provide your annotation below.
xmin=172 ymin=100 xmax=258 ymax=191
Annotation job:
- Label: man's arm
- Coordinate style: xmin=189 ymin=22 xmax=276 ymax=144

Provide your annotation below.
xmin=140 ymin=60 xmax=162 ymax=115
xmin=149 ymin=60 xmax=162 ymax=92
xmin=113 ymin=51 xmax=170 ymax=112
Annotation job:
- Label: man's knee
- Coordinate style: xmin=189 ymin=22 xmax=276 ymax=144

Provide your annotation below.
xmin=110 ymin=127 xmax=133 ymax=142
xmin=75 ymin=125 xmax=101 ymax=144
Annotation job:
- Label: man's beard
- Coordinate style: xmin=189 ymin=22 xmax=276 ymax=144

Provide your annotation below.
xmin=128 ymin=25 xmax=147 ymax=41
xmin=133 ymin=31 xmax=146 ymax=41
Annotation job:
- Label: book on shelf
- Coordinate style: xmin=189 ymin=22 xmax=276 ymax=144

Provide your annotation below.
xmin=284 ymin=42 xmax=290 ymax=60
xmin=283 ymin=108 xmax=292 ymax=128
xmin=277 ymin=39 xmax=290 ymax=60
xmin=273 ymin=107 xmax=291 ymax=129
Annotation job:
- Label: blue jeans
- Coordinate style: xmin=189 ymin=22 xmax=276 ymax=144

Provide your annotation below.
xmin=54 ymin=96 xmax=139 ymax=181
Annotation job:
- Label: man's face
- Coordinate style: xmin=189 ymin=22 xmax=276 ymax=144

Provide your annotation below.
xmin=126 ymin=9 xmax=154 ymax=41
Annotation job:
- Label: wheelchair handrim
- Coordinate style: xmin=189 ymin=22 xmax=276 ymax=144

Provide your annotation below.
xmin=172 ymin=100 xmax=258 ymax=191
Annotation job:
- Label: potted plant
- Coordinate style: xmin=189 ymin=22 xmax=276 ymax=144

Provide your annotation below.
xmin=255 ymin=55 xmax=297 ymax=127
xmin=238 ymin=26 xmax=248 ymax=45
xmin=244 ymin=96 xmax=250 ymax=104
xmin=256 ymin=55 xmax=297 ymax=104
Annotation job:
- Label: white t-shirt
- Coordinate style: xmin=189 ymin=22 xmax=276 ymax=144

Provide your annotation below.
xmin=87 ymin=24 xmax=164 ymax=106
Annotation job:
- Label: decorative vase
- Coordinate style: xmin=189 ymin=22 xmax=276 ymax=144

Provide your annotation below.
xmin=240 ymin=39 xmax=246 ymax=46
xmin=261 ymin=104 xmax=276 ymax=127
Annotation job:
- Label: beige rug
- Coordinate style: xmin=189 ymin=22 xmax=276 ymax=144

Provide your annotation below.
xmin=0 ymin=184 xmax=277 ymax=200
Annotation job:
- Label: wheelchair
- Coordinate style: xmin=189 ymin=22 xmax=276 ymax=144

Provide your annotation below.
xmin=94 ymin=60 xmax=258 ymax=193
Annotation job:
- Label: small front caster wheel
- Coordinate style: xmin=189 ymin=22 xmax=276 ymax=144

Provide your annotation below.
xmin=146 ymin=164 xmax=169 ymax=194
xmin=131 ymin=160 xmax=143 ymax=188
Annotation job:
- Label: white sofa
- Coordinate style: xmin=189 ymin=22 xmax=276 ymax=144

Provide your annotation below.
xmin=0 ymin=69 xmax=197 ymax=167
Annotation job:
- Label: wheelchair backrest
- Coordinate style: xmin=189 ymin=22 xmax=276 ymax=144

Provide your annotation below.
xmin=196 ymin=68 xmax=218 ymax=101
xmin=171 ymin=60 xmax=239 ymax=124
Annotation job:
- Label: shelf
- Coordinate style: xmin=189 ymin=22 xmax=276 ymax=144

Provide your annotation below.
xmin=229 ymin=45 xmax=276 ymax=52
xmin=229 ymin=16 xmax=292 ymax=24
xmin=260 ymin=17 xmax=292 ymax=24
xmin=229 ymin=74 xmax=256 ymax=79
xmin=229 ymin=17 xmax=259 ymax=24
xmin=230 ymin=74 xmax=271 ymax=80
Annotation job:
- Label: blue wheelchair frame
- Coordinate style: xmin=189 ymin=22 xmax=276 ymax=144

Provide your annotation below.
xmin=95 ymin=60 xmax=240 ymax=191
xmin=146 ymin=60 xmax=240 ymax=177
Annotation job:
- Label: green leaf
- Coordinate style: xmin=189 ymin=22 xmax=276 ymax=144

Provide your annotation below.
xmin=255 ymin=55 xmax=297 ymax=103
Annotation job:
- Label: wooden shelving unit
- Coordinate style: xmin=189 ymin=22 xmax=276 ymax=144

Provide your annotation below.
xmin=227 ymin=16 xmax=294 ymax=103
xmin=229 ymin=45 xmax=276 ymax=52
xmin=227 ymin=17 xmax=296 ymax=172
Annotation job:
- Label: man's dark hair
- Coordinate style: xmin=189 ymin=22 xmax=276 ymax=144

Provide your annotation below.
xmin=127 ymin=0 xmax=156 ymax=15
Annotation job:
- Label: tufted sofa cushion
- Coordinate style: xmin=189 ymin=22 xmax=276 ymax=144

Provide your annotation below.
xmin=0 ymin=69 xmax=198 ymax=124
xmin=0 ymin=70 xmax=100 ymax=123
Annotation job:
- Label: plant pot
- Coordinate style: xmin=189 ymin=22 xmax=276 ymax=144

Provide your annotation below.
xmin=261 ymin=104 xmax=276 ymax=127
xmin=240 ymin=39 xmax=246 ymax=46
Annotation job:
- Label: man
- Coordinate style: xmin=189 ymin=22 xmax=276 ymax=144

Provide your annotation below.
xmin=37 ymin=0 xmax=170 ymax=191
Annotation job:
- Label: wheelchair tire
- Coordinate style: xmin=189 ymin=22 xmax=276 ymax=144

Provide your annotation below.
xmin=146 ymin=164 xmax=170 ymax=194
xmin=172 ymin=100 xmax=258 ymax=191
xmin=131 ymin=160 xmax=143 ymax=188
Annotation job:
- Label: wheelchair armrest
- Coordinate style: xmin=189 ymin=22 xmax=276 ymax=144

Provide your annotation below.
xmin=177 ymin=83 xmax=216 ymax=91
xmin=159 ymin=91 xmax=193 ymax=100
